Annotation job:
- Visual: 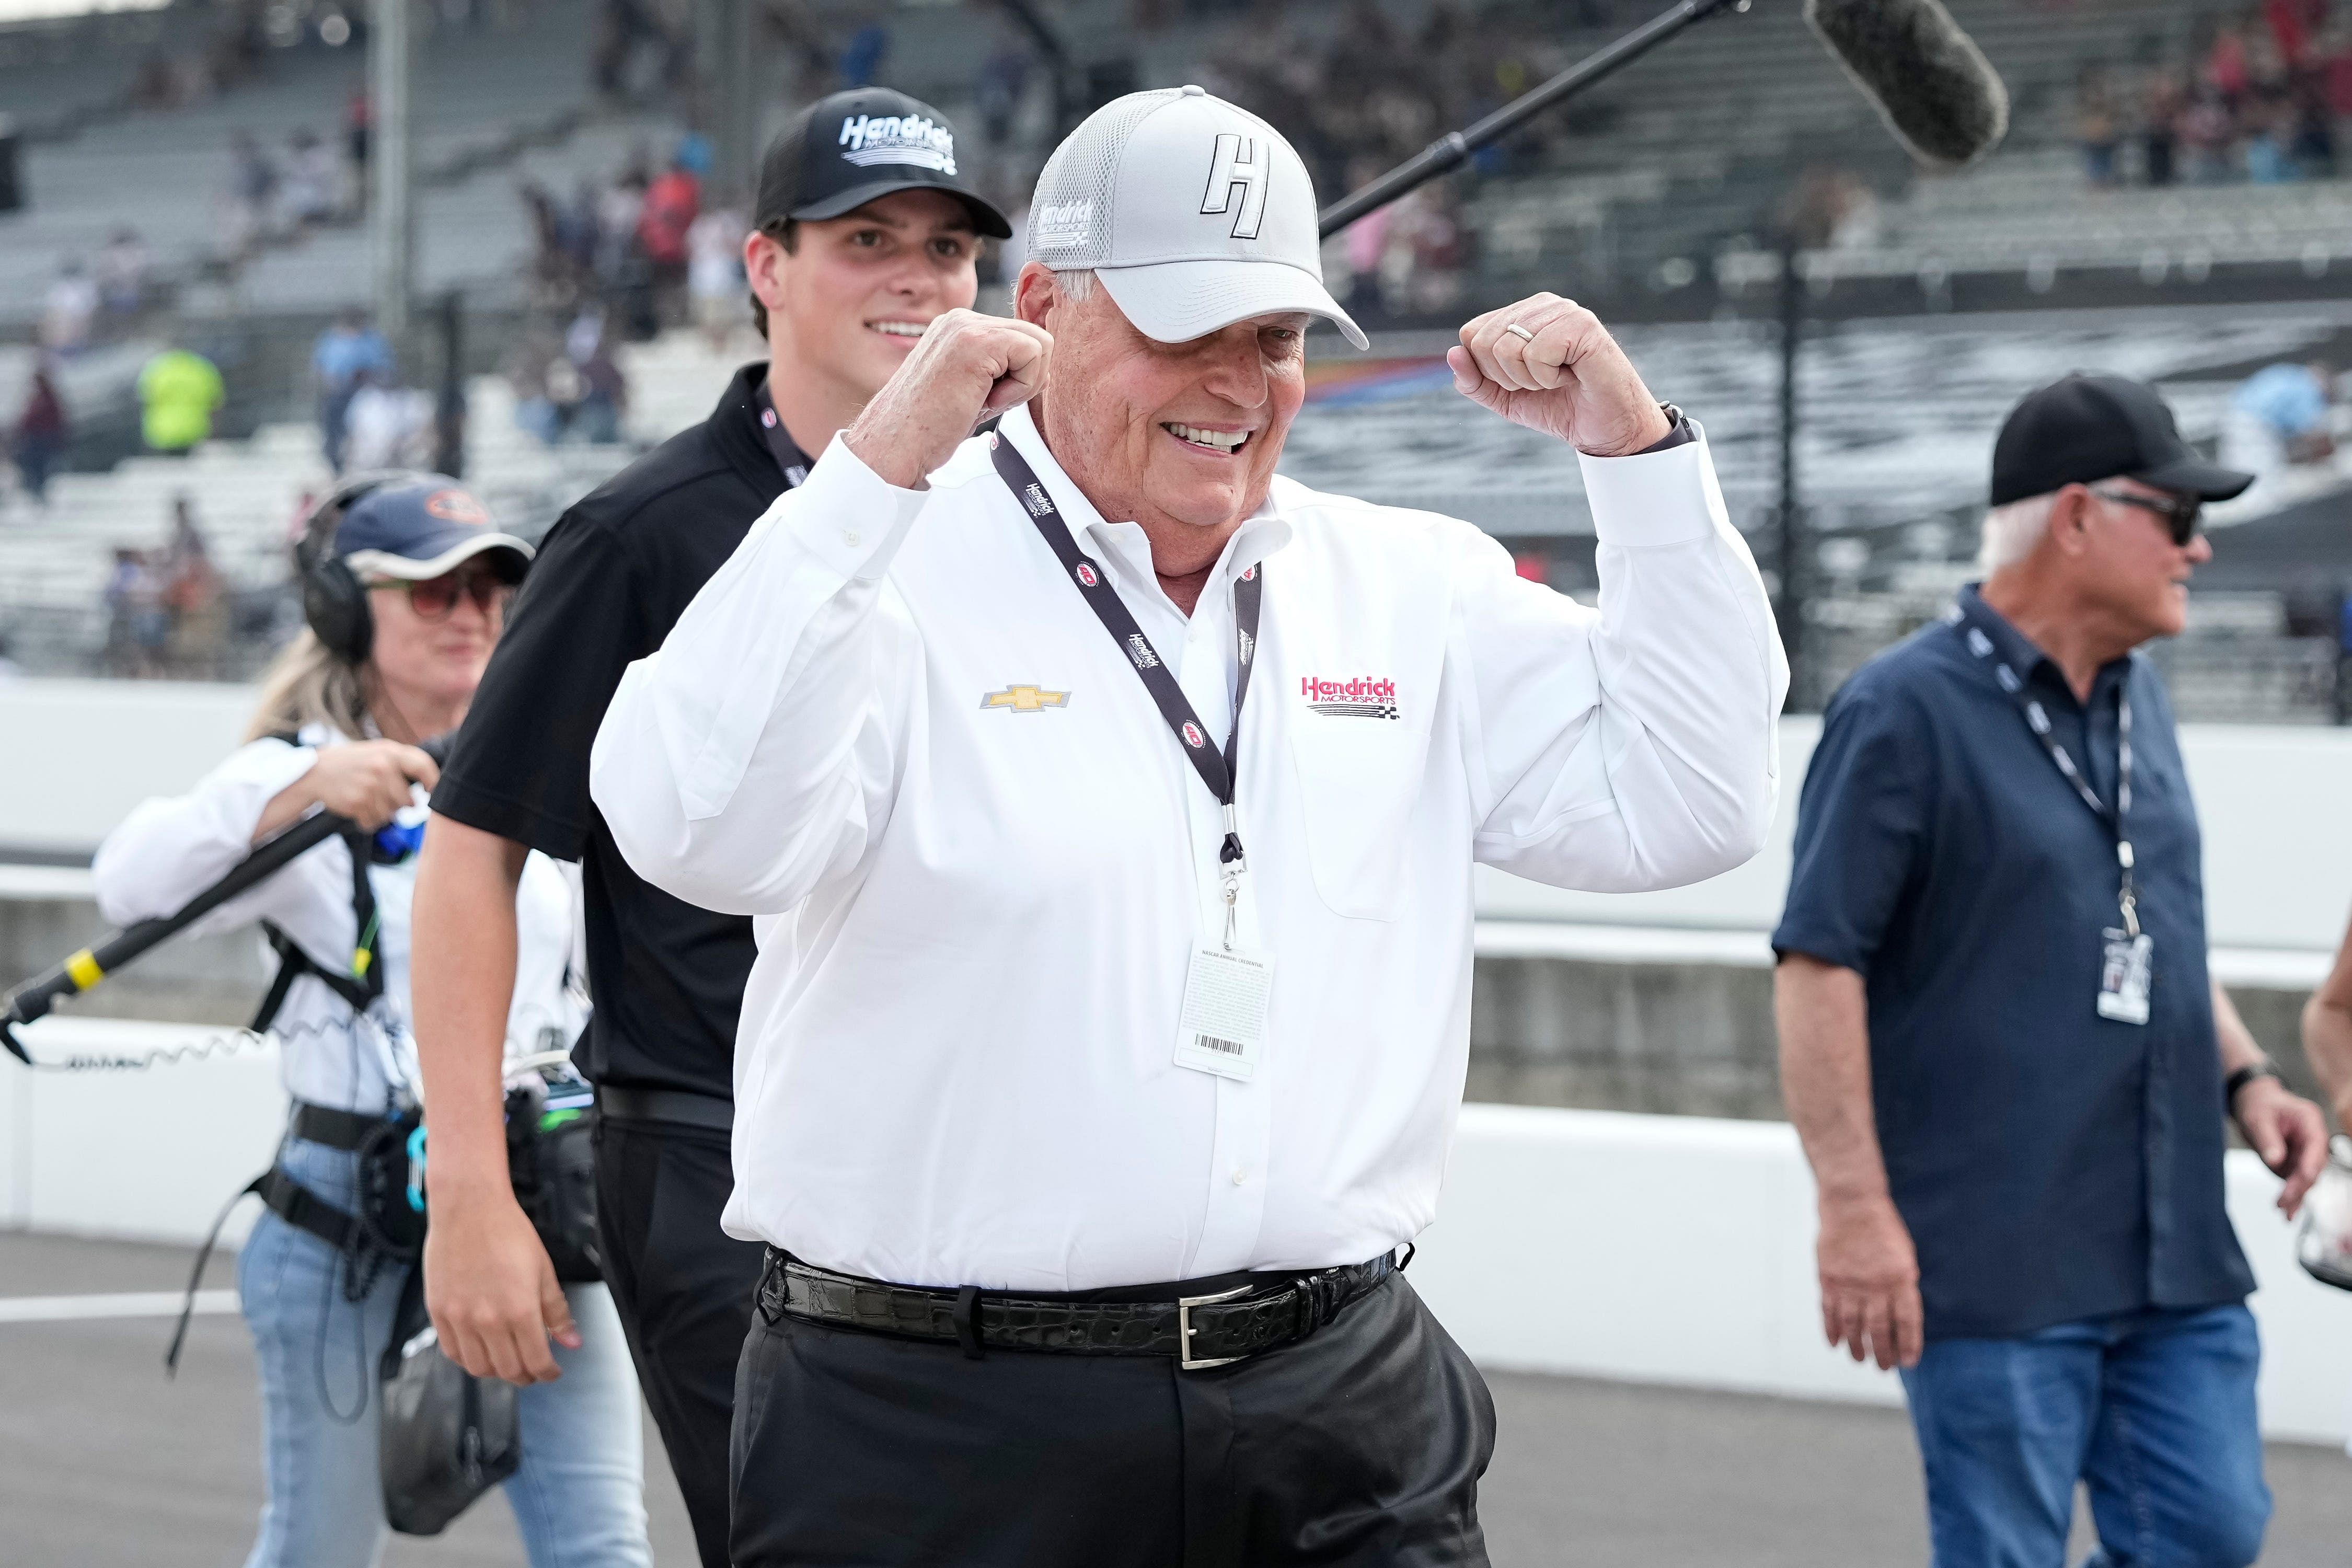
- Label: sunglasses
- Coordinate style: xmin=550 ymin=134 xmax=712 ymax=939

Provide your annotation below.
xmin=370 ymin=568 xmax=513 ymax=621
xmin=2088 ymin=487 xmax=2203 ymax=546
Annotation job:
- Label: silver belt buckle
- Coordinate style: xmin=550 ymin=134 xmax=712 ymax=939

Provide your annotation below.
xmin=1176 ymin=1283 xmax=1252 ymax=1371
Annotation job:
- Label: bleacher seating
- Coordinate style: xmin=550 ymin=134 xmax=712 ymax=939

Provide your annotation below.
xmin=0 ymin=326 xmax=746 ymax=673
xmin=0 ymin=0 xmax=682 ymax=326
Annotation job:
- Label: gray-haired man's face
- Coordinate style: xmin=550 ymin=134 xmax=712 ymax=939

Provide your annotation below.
xmin=1020 ymin=266 xmax=1308 ymax=541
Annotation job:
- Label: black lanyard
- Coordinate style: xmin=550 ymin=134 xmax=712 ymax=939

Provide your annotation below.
xmin=1954 ymin=599 xmax=2140 ymax=936
xmin=753 ymin=383 xmax=810 ymax=487
xmin=989 ymin=432 xmax=1262 ymax=869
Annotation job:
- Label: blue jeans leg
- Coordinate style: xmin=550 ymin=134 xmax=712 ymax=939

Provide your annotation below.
xmin=238 ymin=1143 xmax=403 ymax=1568
xmin=1901 ymin=1307 xmax=2272 ymax=1568
xmin=503 ymin=1282 xmax=653 ymax=1567
xmin=1903 ymin=1321 xmax=2100 ymax=1567
xmin=2077 ymin=1306 xmax=2270 ymax=1568
xmin=238 ymin=1137 xmax=652 ymax=1568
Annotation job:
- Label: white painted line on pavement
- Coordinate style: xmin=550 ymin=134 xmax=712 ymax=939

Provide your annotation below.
xmin=0 ymin=1289 xmax=238 ymax=1324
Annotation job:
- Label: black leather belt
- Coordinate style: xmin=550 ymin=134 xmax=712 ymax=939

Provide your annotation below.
xmin=596 ymin=1083 xmax=733 ymax=1132
xmin=758 ymin=1249 xmax=1396 ymax=1371
xmin=291 ymin=1100 xmax=405 ymax=1152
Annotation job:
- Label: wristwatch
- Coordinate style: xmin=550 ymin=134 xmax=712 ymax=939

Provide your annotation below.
xmin=2224 ymin=1060 xmax=2285 ymax=1107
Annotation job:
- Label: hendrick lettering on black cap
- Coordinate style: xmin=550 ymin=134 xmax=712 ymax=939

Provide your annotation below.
xmin=1989 ymin=373 xmax=2253 ymax=507
xmin=754 ymin=88 xmax=1012 ymax=239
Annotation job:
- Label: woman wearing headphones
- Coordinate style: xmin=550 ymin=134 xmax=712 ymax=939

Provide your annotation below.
xmin=92 ymin=476 xmax=651 ymax=1567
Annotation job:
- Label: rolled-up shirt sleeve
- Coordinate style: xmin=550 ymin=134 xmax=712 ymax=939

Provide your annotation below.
xmin=590 ymin=435 xmax=930 ymax=917
xmin=90 ymin=737 xmax=359 ymax=964
xmin=1463 ymin=428 xmax=1789 ymax=892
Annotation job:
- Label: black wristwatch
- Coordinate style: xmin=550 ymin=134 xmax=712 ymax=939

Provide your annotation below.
xmin=2224 ymin=1060 xmax=2285 ymax=1108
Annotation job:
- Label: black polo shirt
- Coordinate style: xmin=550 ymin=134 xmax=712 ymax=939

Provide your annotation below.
xmin=1772 ymin=584 xmax=2254 ymax=1341
xmin=434 ymin=364 xmax=794 ymax=1098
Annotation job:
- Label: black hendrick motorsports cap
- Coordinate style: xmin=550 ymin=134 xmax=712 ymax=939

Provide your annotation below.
xmin=754 ymin=88 xmax=1011 ymax=239
xmin=1990 ymin=373 xmax=2253 ymax=506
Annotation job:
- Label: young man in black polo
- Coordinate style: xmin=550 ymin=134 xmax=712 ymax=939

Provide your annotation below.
xmin=409 ymin=89 xmax=1008 ymax=1568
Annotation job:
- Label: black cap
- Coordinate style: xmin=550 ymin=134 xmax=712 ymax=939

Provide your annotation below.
xmin=1990 ymin=373 xmax=2253 ymax=506
xmin=754 ymin=89 xmax=1011 ymax=240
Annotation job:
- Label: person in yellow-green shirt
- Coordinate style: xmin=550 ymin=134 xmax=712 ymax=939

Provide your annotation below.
xmin=137 ymin=347 xmax=225 ymax=455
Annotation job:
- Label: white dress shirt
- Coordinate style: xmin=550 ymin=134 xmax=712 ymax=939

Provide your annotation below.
xmin=93 ymin=725 xmax=580 ymax=1113
xmin=591 ymin=402 xmax=1786 ymax=1291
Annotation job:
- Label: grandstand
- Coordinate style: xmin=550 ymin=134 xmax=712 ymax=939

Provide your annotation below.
xmin=1 ymin=0 xmax=2348 ymax=717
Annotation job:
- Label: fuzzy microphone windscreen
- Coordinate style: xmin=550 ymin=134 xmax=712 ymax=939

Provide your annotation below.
xmin=1805 ymin=0 xmax=2011 ymax=170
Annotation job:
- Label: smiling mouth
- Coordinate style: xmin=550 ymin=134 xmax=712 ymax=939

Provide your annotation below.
xmin=1163 ymin=422 xmax=1251 ymax=455
xmin=867 ymin=319 xmax=926 ymax=340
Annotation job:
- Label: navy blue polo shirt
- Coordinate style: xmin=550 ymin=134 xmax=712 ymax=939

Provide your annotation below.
xmin=1772 ymin=585 xmax=2253 ymax=1341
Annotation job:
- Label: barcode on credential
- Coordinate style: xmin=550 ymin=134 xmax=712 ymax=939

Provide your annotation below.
xmin=1196 ymin=1034 xmax=1246 ymax=1056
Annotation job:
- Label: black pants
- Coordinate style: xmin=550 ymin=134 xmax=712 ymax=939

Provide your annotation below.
xmin=594 ymin=1115 xmax=766 ymax=1568
xmin=730 ymin=1264 xmax=1496 ymax=1567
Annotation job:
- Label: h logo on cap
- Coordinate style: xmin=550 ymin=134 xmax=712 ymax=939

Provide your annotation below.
xmin=1200 ymin=133 xmax=1267 ymax=240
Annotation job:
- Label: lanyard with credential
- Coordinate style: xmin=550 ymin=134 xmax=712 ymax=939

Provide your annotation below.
xmin=753 ymin=383 xmax=810 ymax=488
xmin=988 ymin=431 xmax=1264 ymax=944
xmin=1956 ymin=605 xmax=2140 ymax=949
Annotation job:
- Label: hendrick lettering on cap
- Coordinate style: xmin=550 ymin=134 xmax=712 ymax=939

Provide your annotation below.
xmin=1031 ymin=199 xmax=1092 ymax=250
xmin=836 ymin=112 xmax=959 ymax=176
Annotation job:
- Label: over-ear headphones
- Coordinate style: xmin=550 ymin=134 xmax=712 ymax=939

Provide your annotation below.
xmin=294 ymin=469 xmax=433 ymax=666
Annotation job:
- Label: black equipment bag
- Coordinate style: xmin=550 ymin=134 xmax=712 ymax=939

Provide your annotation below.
xmin=504 ymin=1077 xmax=602 ymax=1283
xmin=379 ymin=1306 xmax=521 ymax=1536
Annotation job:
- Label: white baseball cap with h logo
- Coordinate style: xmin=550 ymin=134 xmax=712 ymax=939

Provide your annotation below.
xmin=1027 ymin=85 xmax=1368 ymax=350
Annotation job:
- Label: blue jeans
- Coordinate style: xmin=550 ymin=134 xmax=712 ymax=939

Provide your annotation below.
xmin=237 ymin=1136 xmax=652 ymax=1567
xmin=1899 ymin=1305 xmax=2270 ymax=1568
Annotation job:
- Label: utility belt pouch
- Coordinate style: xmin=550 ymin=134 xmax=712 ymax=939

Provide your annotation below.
xmin=504 ymin=1078 xmax=601 ymax=1283
xmin=379 ymin=1287 xmax=521 ymax=1538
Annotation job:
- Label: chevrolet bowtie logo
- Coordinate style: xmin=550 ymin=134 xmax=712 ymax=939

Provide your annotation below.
xmin=981 ymin=684 xmax=1071 ymax=713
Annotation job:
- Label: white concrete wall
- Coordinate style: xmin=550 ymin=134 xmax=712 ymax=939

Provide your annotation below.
xmin=1479 ymin=716 xmax=2352 ymax=958
xmin=0 ymin=680 xmax=257 ymax=858
xmin=6 ymin=1019 xmax=2346 ymax=1445
xmin=7 ymin=681 xmax=2347 ymax=953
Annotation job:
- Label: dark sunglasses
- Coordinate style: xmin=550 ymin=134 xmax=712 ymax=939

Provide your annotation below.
xmin=2088 ymin=487 xmax=2202 ymax=546
xmin=371 ymin=568 xmax=513 ymax=621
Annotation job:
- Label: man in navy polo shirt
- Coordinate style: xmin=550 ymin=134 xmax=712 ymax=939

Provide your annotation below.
xmin=1774 ymin=374 xmax=2329 ymax=1567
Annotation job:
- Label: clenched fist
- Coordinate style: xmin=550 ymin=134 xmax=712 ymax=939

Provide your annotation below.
xmin=1448 ymin=293 xmax=1671 ymax=458
xmin=845 ymin=309 xmax=1053 ymax=489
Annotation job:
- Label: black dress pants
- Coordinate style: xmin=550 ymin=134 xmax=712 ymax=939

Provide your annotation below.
xmin=730 ymin=1266 xmax=1496 ymax=1567
xmin=594 ymin=1115 xmax=767 ymax=1568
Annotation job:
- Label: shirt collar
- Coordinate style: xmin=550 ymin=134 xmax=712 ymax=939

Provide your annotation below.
xmin=1951 ymin=583 xmax=2133 ymax=704
xmin=996 ymin=403 xmax=1295 ymax=589
xmin=712 ymin=362 xmax=792 ymax=500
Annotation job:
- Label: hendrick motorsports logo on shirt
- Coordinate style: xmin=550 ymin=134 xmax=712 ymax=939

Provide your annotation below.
xmin=1300 ymin=675 xmax=1399 ymax=720
xmin=837 ymin=113 xmax=958 ymax=175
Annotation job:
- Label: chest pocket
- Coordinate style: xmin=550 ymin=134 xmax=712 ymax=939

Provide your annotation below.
xmin=1290 ymin=712 xmax=1428 ymax=921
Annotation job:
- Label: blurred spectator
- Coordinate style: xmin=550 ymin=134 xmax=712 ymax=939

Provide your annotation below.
xmin=2141 ymin=66 xmax=2185 ymax=186
xmin=2076 ymin=68 xmax=2122 ymax=186
xmin=282 ymin=127 xmax=340 ymax=225
xmin=2223 ymin=360 xmax=2338 ymax=474
xmin=342 ymin=368 xmax=436 ymax=471
xmin=636 ymin=154 xmax=700 ymax=319
xmin=2207 ymin=18 xmax=2251 ymax=100
xmin=137 ymin=347 xmax=225 ymax=457
xmin=225 ymin=130 xmax=279 ymax=259
xmin=162 ymin=496 xmax=229 ymax=678
xmin=345 ymin=79 xmax=372 ymax=189
xmin=839 ymin=23 xmax=889 ymax=87
xmin=686 ymin=207 xmax=747 ymax=352
xmin=103 ymin=549 xmax=168 ymax=677
xmin=977 ymin=37 xmax=1033 ymax=145
xmin=97 ymin=227 xmax=149 ymax=320
xmin=40 ymin=261 xmax=98 ymax=354
xmin=313 ymin=310 xmax=394 ymax=471
xmin=11 ymin=360 xmax=68 ymax=505
xmin=2178 ymin=84 xmax=2238 ymax=181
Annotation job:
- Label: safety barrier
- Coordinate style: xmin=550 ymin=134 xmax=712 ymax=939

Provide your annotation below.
xmin=5 ymin=1019 xmax=2345 ymax=1445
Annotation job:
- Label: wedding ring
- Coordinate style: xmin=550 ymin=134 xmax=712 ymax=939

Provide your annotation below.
xmin=1503 ymin=322 xmax=1537 ymax=343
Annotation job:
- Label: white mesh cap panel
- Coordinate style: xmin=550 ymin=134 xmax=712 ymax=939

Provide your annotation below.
xmin=1025 ymin=88 xmax=1190 ymax=269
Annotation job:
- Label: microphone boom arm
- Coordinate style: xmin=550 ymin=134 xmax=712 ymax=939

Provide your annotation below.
xmin=2 ymin=734 xmax=453 ymax=1065
xmin=1318 ymin=0 xmax=1750 ymax=239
